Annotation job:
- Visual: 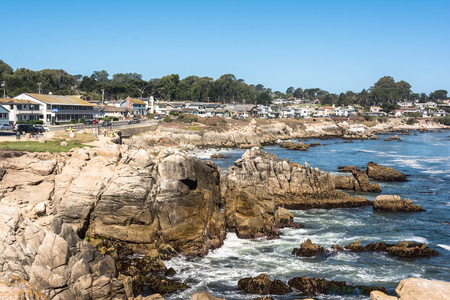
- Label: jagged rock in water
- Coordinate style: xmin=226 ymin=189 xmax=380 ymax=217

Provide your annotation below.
xmin=225 ymin=148 xmax=371 ymax=214
xmin=224 ymin=187 xmax=279 ymax=239
xmin=292 ymin=239 xmax=325 ymax=257
xmin=373 ymin=195 xmax=424 ymax=212
xmin=366 ymin=162 xmax=407 ymax=182
xmin=237 ymin=274 xmax=292 ymax=295
xmin=287 ymin=276 xmax=330 ymax=295
xmin=342 ymin=240 xmax=438 ymax=258
xmin=345 ymin=240 xmax=365 ymax=252
xmin=147 ymin=275 xmax=189 ymax=295
xmin=332 ymin=171 xmax=381 ymax=193
xmin=275 ymin=207 xmax=303 ymax=228
xmin=386 ymin=241 xmax=438 ymax=258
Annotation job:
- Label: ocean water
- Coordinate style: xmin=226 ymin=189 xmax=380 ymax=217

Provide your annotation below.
xmin=167 ymin=130 xmax=450 ymax=299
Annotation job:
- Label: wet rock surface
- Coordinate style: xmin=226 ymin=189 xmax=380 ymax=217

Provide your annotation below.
xmin=292 ymin=239 xmax=325 ymax=257
xmin=238 ymin=274 xmax=292 ymax=295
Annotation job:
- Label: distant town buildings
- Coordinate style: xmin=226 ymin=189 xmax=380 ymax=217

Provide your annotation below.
xmin=0 ymin=93 xmax=447 ymax=125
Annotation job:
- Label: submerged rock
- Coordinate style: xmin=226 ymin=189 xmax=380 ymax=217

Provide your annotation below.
xmin=338 ymin=166 xmax=361 ymax=172
xmin=373 ymin=195 xmax=424 ymax=212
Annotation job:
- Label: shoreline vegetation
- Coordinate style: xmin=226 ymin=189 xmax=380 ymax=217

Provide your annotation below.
xmin=0 ymin=117 xmax=448 ymax=300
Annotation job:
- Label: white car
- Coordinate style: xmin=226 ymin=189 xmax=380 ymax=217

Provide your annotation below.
xmin=34 ymin=125 xmax=50 ymax=132
xmin=0 ymin=124 xmax=13 ymax=130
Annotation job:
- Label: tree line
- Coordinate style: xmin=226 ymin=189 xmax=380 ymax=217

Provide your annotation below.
xmin=0 ymin=59 xmax=447 ymax=111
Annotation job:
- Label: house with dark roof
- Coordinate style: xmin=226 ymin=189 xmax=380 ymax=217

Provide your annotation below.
xmin=119 ymin=97 xmax=147 ymax=116
xmin=14 ymin=93 xmax=97 ymax=124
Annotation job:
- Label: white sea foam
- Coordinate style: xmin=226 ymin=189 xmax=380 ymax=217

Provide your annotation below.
xmin=438 ymin=244 xmax=450 ymax=251
xmin=405 ymin=236 xmax=429 ymax=243
xmin=391 ymin=158 xmax=424 ymax=169
xmin=446 ymin=202 xmax=450 ymax=206
xmin=422 ymin=169 xmax=446 ymax=174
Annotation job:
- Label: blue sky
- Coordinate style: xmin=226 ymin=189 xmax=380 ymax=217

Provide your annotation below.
xmin=2 ymin=0 xmax=449 ymax=94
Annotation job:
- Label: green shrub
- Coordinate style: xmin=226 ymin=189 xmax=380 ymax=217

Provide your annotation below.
xmin=438 ymin=115 xmax=450 ymax=125
xmin=188 ymin=126 xmax=198 ymax=130
xmin=163 ymin=115 xmax=173 ymax=123
xmin=69 ymin=119 xmax=78 ymax=124
xmin=177 ymin=114 xmax=198 ymax=123
xmin=406 ymin=117 xmax=418 ymax=125
xmin=80 ymin=118 xmax=86 ymax=124
xmin=27 ymin=120 xmax=44 ymax=125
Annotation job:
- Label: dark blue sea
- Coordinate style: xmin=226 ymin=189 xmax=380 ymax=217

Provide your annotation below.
xmin=166 ymin=130 xmax=450 ymax=299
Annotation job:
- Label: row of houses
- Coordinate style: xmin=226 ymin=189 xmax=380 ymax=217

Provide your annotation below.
xmin=0 ymin=93 xmax=448 ymax=125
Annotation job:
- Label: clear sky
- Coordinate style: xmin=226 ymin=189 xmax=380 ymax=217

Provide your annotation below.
xmin=2 ymin=0 xmax=449 ymax=94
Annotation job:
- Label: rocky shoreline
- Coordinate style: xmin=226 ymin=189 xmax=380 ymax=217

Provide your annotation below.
xmin=0 ymin=119 xmax=448 ymax=299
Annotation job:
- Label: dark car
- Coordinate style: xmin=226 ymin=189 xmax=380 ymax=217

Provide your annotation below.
xmin=84 ymin=120 xmax=93 ymax=124
xmin=13 ymin=124 xmax=40 ymax=134
xmin=128 ymin=118 xmax=140 ymax=124
xmin=101 ymin=121 xmax=111 ymax=127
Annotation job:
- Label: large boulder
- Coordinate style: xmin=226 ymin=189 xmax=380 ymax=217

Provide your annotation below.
xmin=370 ymin=278 xmax=450 ymax=300
xmin=373 ymin=195 xmax=424 ymax=212
xmin=395 ymin=278 xmax=450 ymax=299
xmin=0 ymin=147 xmax=226 ymax=257
xmin=366 ymin=162 xmax=407 ymax=182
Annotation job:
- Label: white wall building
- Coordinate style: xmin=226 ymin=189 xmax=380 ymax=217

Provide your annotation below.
xmin=14 ymin=93 xmax=98 ymax=124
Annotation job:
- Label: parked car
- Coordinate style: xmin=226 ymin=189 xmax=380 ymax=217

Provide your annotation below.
xmin=84 ymin=120 xmax=93 ymax=124
xmin=93 ymin=119 xmax=99 ymax=124
xmin=13 ymin=124 xmax=40 ymax=134
xmin=0 ymin=124 xmax=13 ymax=130
xmin=101 ymin=121 xmax=111 ymax=127
xmin=128 ymin=118 xmax=140 ymax=124
xmin=154 ymin=115 xmax=162 ymax=120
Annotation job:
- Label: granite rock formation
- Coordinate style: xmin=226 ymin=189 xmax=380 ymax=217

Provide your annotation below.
xmin=373 ymin=195 xmax=424 ymax=212
xmin=367 ymin=162 xmax=408 ymax=182
xmin=370 ymin=278 xmax=450 ymax=300
xmin=333 ymin=171 xmax=381 ymax=193
xmin=0 ymin=146 xmax=228 ymax=299
xmin=225 ymin=148 xmax=371 ymax=210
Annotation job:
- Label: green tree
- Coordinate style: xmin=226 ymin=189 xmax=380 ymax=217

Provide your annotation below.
xmin=293 ymin=88 xmax=303 ymax=99
xmin=0 ymin=59 xmax=13 ymax=79
xmin=91 ymin=70 xmax=109 ymax=83
xmin=429 ymin=89 xmax=448 ymax=101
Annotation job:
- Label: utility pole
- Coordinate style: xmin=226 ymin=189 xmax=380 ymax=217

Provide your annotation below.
xmin=1 ymin=81 xmax=5 ymax=98
xmin=38 ymin=82 xmax=42 ymax=94
xmin=101 ymin=89 xmax=105 ymax=104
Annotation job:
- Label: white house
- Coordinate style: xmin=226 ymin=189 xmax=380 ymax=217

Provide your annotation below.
xmin=0 ymin=97 xmax=42 ymax=123
xmin=14 ymin=93 xmax=97 ymax=124
xmin=398 ymin=101 xmax=413 ymax=108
